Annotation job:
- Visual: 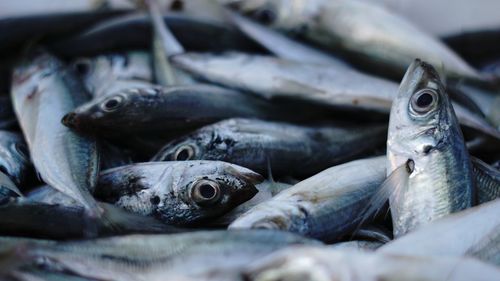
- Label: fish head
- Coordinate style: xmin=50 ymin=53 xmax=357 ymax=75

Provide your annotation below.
xmin=154 ymin=161 xmax=262 ymax=225
xmin=97 ymin=161 xmax=262 ymax=225
xmin=152 ymin=132 xmax=212 ymax=162
xmin=387 ymin=59 xmax=458 ymax=172
xmin=61 ymin=87 xmax=157 ymax=134
xmin=221 ymin=0 xmax=310 ymax=31
xmin=0 ymin=133 xmax=31 ymax=186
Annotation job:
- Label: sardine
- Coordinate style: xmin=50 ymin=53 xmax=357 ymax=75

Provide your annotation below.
xmin=225 ymin=0 xmax=482 ymax=81
xmin=472 ymin=157 xmax=500 ymax=204
xmin=26 ymin=230 xmax=320 ymax=281
xmin=152 ymin=118 xmax=387 ymax=177
xmin=243 ymin=246 xmax=500 ymax=281
xmin=229 ymin=157 xmax=386 ymax=242
xmin=11 ymin=52 xmax=101 ymax=215
xmin=385 ymin=59 xmax=474 ymax=237
xmin=379 ymin=199 xmax=500 ymax=266
xmin=95 ymin=160 xmax=262 ymax=225
xmin=0 ymin=171 xmax=22 ymax=204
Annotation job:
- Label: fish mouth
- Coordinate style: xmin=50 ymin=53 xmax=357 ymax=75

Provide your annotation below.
xmin=61 ymin=112 xmax=78 ymax=129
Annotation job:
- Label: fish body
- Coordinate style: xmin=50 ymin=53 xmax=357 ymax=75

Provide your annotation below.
xmin=11 ymin=52 xmax=100 ymax=214
xmin=387 ymin=60 xmax=474 ymax=237
xmin=472 ymin=157 xmax=500 ymax=204
xmin=153 ymin=118 xmax=387 ymax=177
xmin=96 ymin=160 xmax=262 ymax=225
xmin=229 ymin=157 xmax=386 ymax=241
xmin=0 ymin=131 xmax=31 ymax=186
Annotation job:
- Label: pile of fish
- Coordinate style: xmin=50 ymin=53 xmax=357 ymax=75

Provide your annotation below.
xmin=0 ymin=0 xmax=499 ymax=280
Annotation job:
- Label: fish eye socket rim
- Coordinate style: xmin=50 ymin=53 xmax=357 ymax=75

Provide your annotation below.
xmin=409 ymin=89 xmax=439 ymax=115
xmin=101 ymin=95 xmax=126 ymax=112
xmin=191 ymin=179 xmax=221 ymax=206
xmin=173 ymin=144 xmax=196 ymax=161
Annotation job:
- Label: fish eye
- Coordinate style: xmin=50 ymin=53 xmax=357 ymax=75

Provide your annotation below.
xmin=101 ymin=95 xmax=125 ymax=112
xmin=73 ymin=59 xmax=91 ymax=76
xmin=410 ymin=89 xmax=438 ymax=114
xmin=172 ymin=145 xmax=195 ymax=161
xmin=253 ymin=8 xmax=276 ymax=25
xmin=12 ymin=143 xmax=29 ymax=162
xmin=191 ymin=180 xmax=220 ymax=206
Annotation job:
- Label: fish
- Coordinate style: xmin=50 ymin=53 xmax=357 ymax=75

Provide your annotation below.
xmin=379 ymin=199 xmax=500 ymax=266
xmin=61 ymin=84 xmax=331 ymax=137
xmin=11 ymin=51 xmax=101 ymax=216
xmin=25 ymin=230 xmax=320 ymax=281
xmin=471 ymin=157 xmax=500 ymax=204
xmin=71 ymin=51 xmax=155 ymax=98
xmin=49 ymin=13 xmax=265 ymax=57
xmin=226 ymin=10 xmax=348 ymax=66
xmin=0 ymin=200 xmax=184 ymax=239
xmin=26 ymin=185 xmax=79 ymax=207
xmin=328 ymin=240 xmax=385 ymax=251
xmin=213 ymin=180 xmax=291 ymax=226
xmin=229 ymin=157 xmax=386 ymax=242
xmin=0 ymin=131 xmax=32 ymax=186
xmin=152 ymin=118 xmax=387 ymax=177
xmin=243 ymin=246 xmax=500 ymax=281
xmin=171 ymin=52 xmax=500 ymax=139
xmin=146 ymin=0 xmax=195 ymax=85
xmin=224 ymin=0 xmax=482 ymax=81
xmin=384 ymin=59 xmax=474 ymax=237
xmin=95 ymin=160 xmax=262 ymax=225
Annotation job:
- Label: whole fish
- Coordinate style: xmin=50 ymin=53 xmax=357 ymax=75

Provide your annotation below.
xmin=379 ymin=199 xmax=500 ymax=266
xmin=385 ymin=60 xmax=474 ymax=237
xmin=225 ymin=0 xmax=482 ymax=81
xmin=11 ymin=52 xmax=101 ymax=215
xmin=152 ymin=118 xmax=387 ymax=177
xmin=72 ymin=51 xmax=154 ymax=98
xmin=229 ymin=157 xmax=386 ymax=241
xmin=0 ymin=201 xmax=183 ymax=239
xmin=171 ymin=52 xmax=500 ymax=139
xmin=472 ymin=157 xmax=500 ymax=204
xmin=49 ymin=13 xmax=265 ymax=57
xmin=243 ymin=246 xmax=500 ymax=281
xmin=25 ymin=230 xmax=319 ymax=281
xmin=95 ymin=160 xmax=262 ymax=225
xmin=0 ymin=131 xmax=31 ymax=186
xmin=61 ymin=84 xmax=331 ymax=137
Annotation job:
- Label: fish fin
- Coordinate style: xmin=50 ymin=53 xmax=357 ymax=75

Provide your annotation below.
xmin=352 ymin=163 xmax=410 ymax=237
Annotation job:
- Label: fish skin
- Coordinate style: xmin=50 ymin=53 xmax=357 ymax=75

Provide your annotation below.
xmin=0 ymin=131 xmax=31 ymax=187
xmin=471 ymin=157 xmax=500 ymax=204
xmin=379 ymin=199 xmax=500 ymax=266
xmin=152 ymin=118 xmax=387 ymax=177
xmin=26 ymin=230 xmax=320 ymax=281
xmin=0 ymin=201 xmax=184 ymax=240
xmin=226 ymin=0 xmax=481 ymax=81
xmin=96 ymin=160 xmax=262 ymax=225
xmin=0 ymin=171 xmax=22 ymax=204
xmin=243 ymin=246 xmax=500 ymax=281
xmin=170 ymin=52 xmax=500 ymax=139
xmin=387 ymin=59 xmax=474 ymax=237
xmin=61 ymin=84 xmax=329 ymax=137
xmin=229 ymin=157 xmax=386 ymax=241
xmin=72 ymin=51 xmax=155 ymax=98
xmin=11 ymin=51 xmax=101 ymax=215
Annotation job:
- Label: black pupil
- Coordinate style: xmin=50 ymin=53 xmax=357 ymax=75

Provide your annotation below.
xmin=75 ymin=62 xmax=90 ymax=75
xmin=255 ymin=9 xmax=275 ymax=24
xmin=170 ymin=0 xmax=183 ymax=11
xmin=105 ymin=99 xmax=119 ymax=109
xmin=176 ymin=148 xmax=190 ymax=161
xmin=199 ymin=184 xmax=216 ymax=199
xmin=416 ymin=92 xmax=433 ymax=108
